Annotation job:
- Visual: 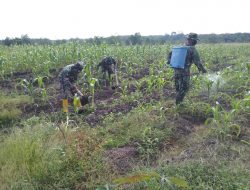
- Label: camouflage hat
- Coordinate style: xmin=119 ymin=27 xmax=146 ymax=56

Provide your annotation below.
xmin=75 ymin=61 xmax=84 ymax=70
xmin=186 ymin=33 xmax=199 ymax=41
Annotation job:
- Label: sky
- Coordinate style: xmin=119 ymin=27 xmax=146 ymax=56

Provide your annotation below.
xmin=1 ymin=0 xmax=250 ymax=40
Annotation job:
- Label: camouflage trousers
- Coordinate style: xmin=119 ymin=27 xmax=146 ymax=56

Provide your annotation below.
xmin=59 ymin=83 xmax=73 ymax=100
xmin=98 ymin=71 xmax=115 ymax=87
xmin=174 ymin=74 xmax=190 ymax=105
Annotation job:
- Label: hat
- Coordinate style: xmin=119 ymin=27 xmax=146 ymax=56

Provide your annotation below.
xmin=186 ymin=33 xmax=199 ymax=41
xmin=75 ymin=61 xmax=84 ymax=70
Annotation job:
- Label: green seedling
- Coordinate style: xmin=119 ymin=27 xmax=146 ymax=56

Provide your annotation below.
xmin=89 ymin=78 xmax=98 ymax=107
xmin=204 ymin=77 xmax=214 ymax=98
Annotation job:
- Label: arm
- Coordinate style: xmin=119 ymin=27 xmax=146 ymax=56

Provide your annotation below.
xmin=69 ymin=84 xmax=83 ymax=96
xmin=192 ymin=48 xmax=207 ymax=73
xmin=62 ymin=73 xmax=82 ymax=96
xmin=167 ymin=51 xmax=172 ymax=65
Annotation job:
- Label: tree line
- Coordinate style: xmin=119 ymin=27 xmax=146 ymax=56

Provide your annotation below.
xmin=1 ymin=33 xmax=250 ymax=46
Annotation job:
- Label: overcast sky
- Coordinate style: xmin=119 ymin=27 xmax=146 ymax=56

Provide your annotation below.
xmin=1 ymin=0 xmax=249 ymax=40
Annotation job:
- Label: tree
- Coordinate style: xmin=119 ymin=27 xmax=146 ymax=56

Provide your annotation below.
xmin=128 ymin=33 xmax=142 ymax=45
xmin=3 ymin=37 xmax=12 ymax=46
xmin=21 ymin=34 xmax=31 ymax=44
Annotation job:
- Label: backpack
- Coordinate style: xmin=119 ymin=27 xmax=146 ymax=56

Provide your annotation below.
xmin=170 ymin=46 xmax=190 ymax=69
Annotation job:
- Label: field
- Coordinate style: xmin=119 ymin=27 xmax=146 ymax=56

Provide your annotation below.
xmin=0 ymin=42 xmax=249 ymax=190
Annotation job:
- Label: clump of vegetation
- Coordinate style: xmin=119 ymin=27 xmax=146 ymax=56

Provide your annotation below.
xmin=0 ymin=120 xmax=115 ymax=189
xmin=177 ymin=101 xmax=213 ymax=122
xmin=0 ymin=95 xmax=32 ymax=127
xmin=102 ymin=107 xmax=172 ymax=156
xmin=155 ymin=161 xmax=250 ymax=190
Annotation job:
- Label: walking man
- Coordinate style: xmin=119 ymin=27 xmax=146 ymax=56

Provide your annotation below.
xmin=167 ymin=33 xmax=207 ymax=105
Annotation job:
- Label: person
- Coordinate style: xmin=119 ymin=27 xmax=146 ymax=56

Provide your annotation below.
xmin=167 ymin=33 xmax=207 ymax=105
xmin=97 ymin=56 xmax=118 ymax=87
xmin=59 ymin=61 xmax=91 ymax=106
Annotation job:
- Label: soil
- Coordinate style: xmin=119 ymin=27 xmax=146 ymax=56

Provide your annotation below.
xmin=123 ymin=67 xmax=150 ymax=80
xmin=4 ymin=70 xmax=33 ymax=79
xmin=131 ymin=68 xmax=150 ymax=80
xmin=104 ymin=146 xmax=139 ymax=175
xmin=85 ymin=102 xmax=138 ymax=126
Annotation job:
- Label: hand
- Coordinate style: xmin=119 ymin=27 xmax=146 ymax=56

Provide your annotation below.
xmin=70 ymin=85 xmax=77 ymax=95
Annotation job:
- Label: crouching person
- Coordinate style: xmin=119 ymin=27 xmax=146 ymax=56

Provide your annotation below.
xmin=59 ymin=61 xmax=91 ymax=112
xmin=98 ymin=56 xmax=118 ymax=88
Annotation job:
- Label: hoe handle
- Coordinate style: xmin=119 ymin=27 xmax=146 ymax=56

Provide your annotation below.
xmin=115 ymin=68 xmax=119 ymax=86
xmin=76 ymin=88 xmax=83 ymax=96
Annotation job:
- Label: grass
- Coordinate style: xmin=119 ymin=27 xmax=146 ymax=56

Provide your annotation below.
xmin=155 ymin=161 xmax=250 ymax=190
xmin=0 ymin=94 xmax=32 ymax=127
xmin=102 ymin=106 xmax=172 ymax=149
xmin=0 ymin=120 xmax=115 ymax=189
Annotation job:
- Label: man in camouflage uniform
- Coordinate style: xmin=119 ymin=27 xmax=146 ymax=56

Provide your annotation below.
xmin=167 ymin=33 xmax=207 ymax=105
xmin=98 ymin=56 xmax=117 ymax=87
xmin=59 ymin=61 xmax=90 ymax=105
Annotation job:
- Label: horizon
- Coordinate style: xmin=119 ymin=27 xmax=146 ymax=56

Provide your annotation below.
xmin=1 ymin=32 xmax=250 ymax=41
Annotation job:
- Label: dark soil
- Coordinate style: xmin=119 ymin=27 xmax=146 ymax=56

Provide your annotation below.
xmin=21 ymin=99 xmax=61 ymax=116
xmin=0 ymin=79 xmax=12 ymax=88
xmin=85 ymin=102 xmax=138 ymax=126
xmin=95 ymin=87 xmax=120 ymax=101
xmin=126 ymin=67 xmax=150 ymax=80
xmin=4 ymin=70 xmax=33 ymax=79
xmin=84 ymin=86 xmax=176 ymax=126
xmin=104 ymin=146 xmax=139 ymax=175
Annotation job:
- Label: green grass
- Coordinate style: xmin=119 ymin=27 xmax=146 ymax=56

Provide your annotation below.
xmin=102 ymin=106 xmax=172 ymax=149
xmin=0 ymin=120 xmax=116 ymax=189
xmin=0 ymin=95 xmax=32 ymax=127
xmin=154 ymin=161 xmax=250 ymax=190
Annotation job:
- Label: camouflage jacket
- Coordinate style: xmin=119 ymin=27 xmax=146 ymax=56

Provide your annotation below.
xmin=59 ymin=64 xmax=78 ymax=91
xmin=167 ymin=46 xmax=206 ymax=75
xmin=98 ymin=57 xmax=116 ymax=74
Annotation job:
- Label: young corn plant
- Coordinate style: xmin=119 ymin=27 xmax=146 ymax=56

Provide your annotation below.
xmin=89 ymin=78 xmax=98 ymax=108
xmin=156 ymin=76 xmax=166 ymax=91
xmin=115 ymin=80 xmax=128 ymax=100
xmin=73 ymin=94 xmax=82 ymax=113
xmin=205 ymin=102 xmax=221 ymax=126
xmin=19 ymin=79 xmax=34 ymax=96
xmin=82 ymin=62 xmax=92 ymax=92
xmin=146 ymin=75 xmax=156 ymax=93
xmin=33 ymin=76 xmax=49 ymax=103
xmin=216 ymin=78 xmax=221 ymax=93
xmin=134 ymin=80 xmax=143 ymax=92
xmin=204 ymin=77 xmax=214 ymax=98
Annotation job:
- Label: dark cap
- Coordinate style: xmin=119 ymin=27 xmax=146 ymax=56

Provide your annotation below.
xmin=186 ymin=33 xmax=199 ymax=41
xmin=75 ymin=61 xmax=84 ymax=70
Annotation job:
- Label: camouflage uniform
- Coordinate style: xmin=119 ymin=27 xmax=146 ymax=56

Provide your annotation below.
xmin=168 ymin=33 xmax=207 ymax=104
xmin=59 ymin=62 xmax=83 ymax=99
xmin=98 ymin=57 xmax=117 ymax=86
